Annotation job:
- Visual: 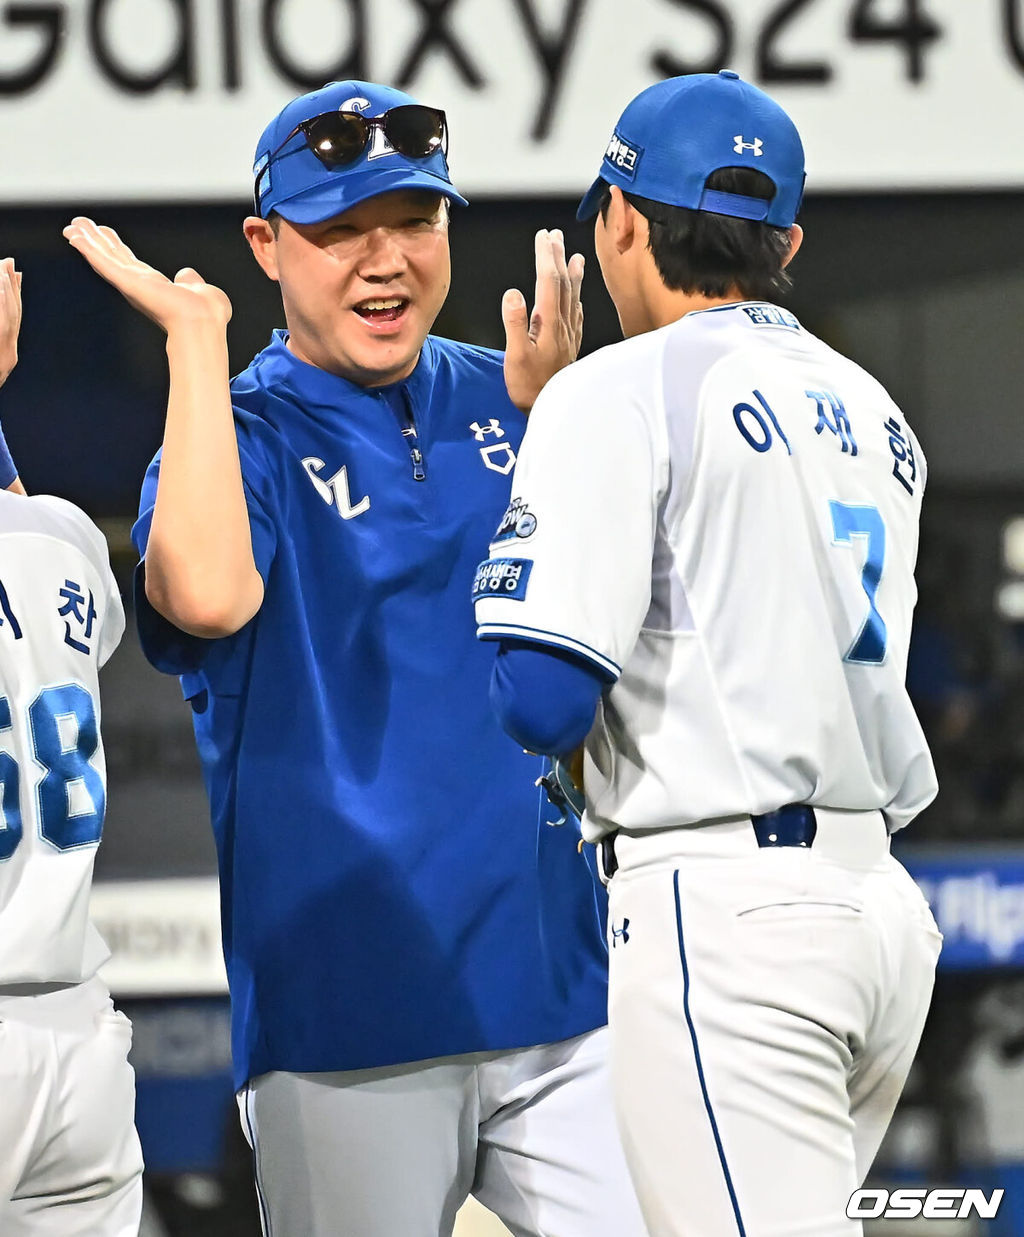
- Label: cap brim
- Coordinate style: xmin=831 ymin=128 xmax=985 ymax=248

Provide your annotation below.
xmin=576 ymin=175 xmax=609 ymax=222
xmin=272 ymin=164 xmax=468 ymax=224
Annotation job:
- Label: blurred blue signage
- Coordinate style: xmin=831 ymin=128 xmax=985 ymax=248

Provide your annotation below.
xmin=903 ymin=852 xmax=1024 ymax=970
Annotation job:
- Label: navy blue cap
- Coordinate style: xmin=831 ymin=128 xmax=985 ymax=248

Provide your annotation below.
xmin=577 ymin=70 xmax=805 ymax=228
xmin=254 ymin=80 xmax=468 ymax=223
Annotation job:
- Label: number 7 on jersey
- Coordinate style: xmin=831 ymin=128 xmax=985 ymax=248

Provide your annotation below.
xmin=829 ymin=500 xmax=887 ymax=665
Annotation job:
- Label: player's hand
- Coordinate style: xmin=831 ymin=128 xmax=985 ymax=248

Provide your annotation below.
xmin=0 ymin=258 xmax=23 ymax=389
xmin=502 ymin=228 xmax=584 ymax=412
xmin=63 ymin=217 xmax=232 ymax=334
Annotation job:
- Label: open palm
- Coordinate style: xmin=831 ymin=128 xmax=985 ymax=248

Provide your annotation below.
xmin=63 ymin=217 xmax=232 ymax=333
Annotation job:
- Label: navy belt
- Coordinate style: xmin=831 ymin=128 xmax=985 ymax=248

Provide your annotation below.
xmin=600 ymin=805 xmax=818 ymax=880
xmin=750 ymin=804 xmax=817 ymax=848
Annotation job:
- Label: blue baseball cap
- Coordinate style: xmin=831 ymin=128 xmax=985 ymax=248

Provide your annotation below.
xmin=577 ymin=70 xmax=805 ymax=228
xmin=253 ymin=80 xmax=468 ymax=223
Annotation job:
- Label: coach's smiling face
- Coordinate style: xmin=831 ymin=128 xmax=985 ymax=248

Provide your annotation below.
xmin=244 ymin=188 xmax=451 ymax=387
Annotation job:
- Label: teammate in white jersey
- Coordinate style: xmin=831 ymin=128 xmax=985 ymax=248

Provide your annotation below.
xmin=476 ymin=73 xmax=942 ymax=1235
xmin=0 ymin=258 xmax=143 ymax=1235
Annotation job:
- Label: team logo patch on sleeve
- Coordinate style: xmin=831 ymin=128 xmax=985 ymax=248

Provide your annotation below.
xmin=492 ymin=497 xmax=538 ymax=545
xmin=472 ymin=558 xmax=533 ymax=601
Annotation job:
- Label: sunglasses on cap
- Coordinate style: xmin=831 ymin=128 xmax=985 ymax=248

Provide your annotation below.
xmin=254 ymin=104 xmax=449 ymax=212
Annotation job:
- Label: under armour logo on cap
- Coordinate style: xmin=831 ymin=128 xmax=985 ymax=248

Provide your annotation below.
xmin=734 ymin=135 xmax=764 ymax=156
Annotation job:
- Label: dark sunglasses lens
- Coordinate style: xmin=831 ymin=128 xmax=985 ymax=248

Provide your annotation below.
xmin=304 ymin=113 xmax=370 ymax=167
xmin=384 ymin=106 xmax=445 ymax=157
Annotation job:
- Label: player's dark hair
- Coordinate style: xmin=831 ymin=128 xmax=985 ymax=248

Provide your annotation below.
xmin=598 ymin=168 xmax=794 ymax=300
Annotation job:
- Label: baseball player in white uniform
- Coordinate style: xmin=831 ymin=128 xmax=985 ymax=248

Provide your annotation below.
xmin=476 ymin=74 xmax=942 ymax=1235
xmin=0 ymin=259 xmax=143 ymax=1235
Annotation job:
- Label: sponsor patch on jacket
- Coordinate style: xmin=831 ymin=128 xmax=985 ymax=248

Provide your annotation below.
xmin=472 ymin=558 xmax=533 ymax=601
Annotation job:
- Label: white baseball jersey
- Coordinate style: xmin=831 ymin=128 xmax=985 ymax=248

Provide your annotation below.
xmin=475 ymin=301 xmax=937 ymax=841
xmin=0 ymin=490 xmax=123 ymax=983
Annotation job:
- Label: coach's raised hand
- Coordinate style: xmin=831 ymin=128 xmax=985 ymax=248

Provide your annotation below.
xmin=63 ymin=216 xmax=262 ymax=638
xmin=502 ymin=228 xmax=584 ymax=411
xmin=63 ymin=217 xmax=232 ymax=333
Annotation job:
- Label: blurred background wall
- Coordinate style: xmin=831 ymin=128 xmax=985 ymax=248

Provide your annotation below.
xmin=4 ymin=1 xmax=1024 ymax=1232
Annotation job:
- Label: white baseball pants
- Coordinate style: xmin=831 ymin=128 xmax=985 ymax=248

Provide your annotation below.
xmin=604 ymin=810 xmax=942 ymax=1237
xmin=0 ymin=975 xmax=144 ymax=1236
xmin=239 ymin=1025 xmax=649 ymax=1236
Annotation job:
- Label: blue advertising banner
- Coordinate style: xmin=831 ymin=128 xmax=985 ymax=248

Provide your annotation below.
xmin=901 ymin=849 xmax=1024 ymax=971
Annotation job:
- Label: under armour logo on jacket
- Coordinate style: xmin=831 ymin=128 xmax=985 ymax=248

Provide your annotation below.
xmin=733 ymin=136 xmax=763 ymax=156
xmin=470 ymin=420 xmax=505 ymax=441
xmin=302 ymin=457 xmax=371 ymax=520
xmin=611 ymin=918 xmax=630 ymax=947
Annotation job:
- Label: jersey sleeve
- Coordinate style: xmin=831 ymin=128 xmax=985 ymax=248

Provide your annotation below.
xmin=131 ymin=432 xmax=278 ymax=676
xmin=474 ymin=358 xmax=662 ymax=680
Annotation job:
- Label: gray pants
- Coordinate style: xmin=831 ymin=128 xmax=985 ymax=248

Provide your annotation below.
xmin=238 ymin=1027 xmax=647 ymax=1237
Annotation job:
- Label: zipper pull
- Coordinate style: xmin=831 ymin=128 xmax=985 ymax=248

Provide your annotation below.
xmin=410 ymin=446 xmax=426 ymax=481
